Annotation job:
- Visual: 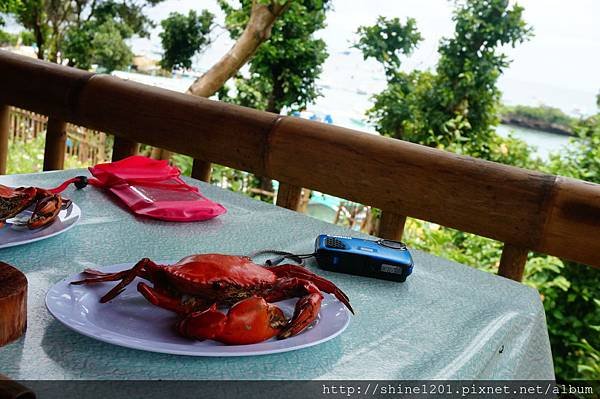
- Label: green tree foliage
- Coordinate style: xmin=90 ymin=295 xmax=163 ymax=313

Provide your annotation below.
xmin=0 ymin=29 xmax=18 ymax=45
xmin=159 ymin=10 xmax=215 ymax=71
xmin=6 ymin=0 xmax=160 ymax=66
xmin=0 ymin=29 xmax=34 ymax=46
xmin=0 ymin=0 xmax=21 ymax=25
xmin=89 ymin=20 xmax=133 ymax=72
xmin=359 ymin=0 xmax=532 ymax=156
xmin=63 ymin=19 xmax=134 ymax=72
xmin=219 ymin=0 xmax=330 ymax=114
xmin=354 ymin=16 xmax=422 ymax=76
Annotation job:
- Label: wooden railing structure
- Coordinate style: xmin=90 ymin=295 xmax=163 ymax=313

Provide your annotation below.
xmin=1 ymin=51 xmax=599 ymax=281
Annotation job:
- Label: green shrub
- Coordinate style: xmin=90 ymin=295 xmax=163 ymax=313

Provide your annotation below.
xmin=0 ymin=30 xmax=18 ymax=46
xmin=7 ymin=135 xmax=86 ymax=174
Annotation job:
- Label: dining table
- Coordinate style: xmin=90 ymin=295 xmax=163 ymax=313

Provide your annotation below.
xmin=0 ymin=169 xmax=555 ymax=382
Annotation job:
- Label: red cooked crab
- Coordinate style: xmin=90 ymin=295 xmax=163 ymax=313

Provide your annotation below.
xmin=0 ymin=184 xmax=71 ymax=229
xmin=71 ymin=254 xmax=353 ymax=345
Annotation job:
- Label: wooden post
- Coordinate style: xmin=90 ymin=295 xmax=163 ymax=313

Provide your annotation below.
xmin=498 ymin=243 xmax=529 ymax=282
xmin=379 ymin=211 xmax=407 ymax=241
xmin=43 ymin=118 xmax=67 ymax=171
xmin=111 ymin=137 xmax=138 ymax=162
xmin=0 ymin=105 xmax=9 ymax=175
xmin=191 ymin=158 xmax=212 ymax=182
xmin=276 ymin=182 xmax=303 ymax=211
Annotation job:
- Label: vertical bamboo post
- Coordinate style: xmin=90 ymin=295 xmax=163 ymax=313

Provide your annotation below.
xmin=379 ymin=211 xmax=408 ymax=241
xmin=191 ymin=158 xmax=212 ymax=182
xmin=276 ymin=182 xmax=303 ymax=211
xmin=111 ymin=137 xmax=138 ymax=161
xmin=0 ymin=105 xmax=9 ymax=175
xmin=498 ymin=243 xmax=529 ymax=282
xmin=43 ymin=118 xmax=67 ymax=171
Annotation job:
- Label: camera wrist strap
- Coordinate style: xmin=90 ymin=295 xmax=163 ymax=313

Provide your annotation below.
xmin=247 ymin=249 xmax=316 ymax=267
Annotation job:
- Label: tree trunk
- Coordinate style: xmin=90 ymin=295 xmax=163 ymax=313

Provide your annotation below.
xmin=183 ymin=0 xmax=289 ymax=175
xmin=186 ymin=1 xmax=290 ymax=97
xmin=34 ymin=24 xmax=44 ymax=60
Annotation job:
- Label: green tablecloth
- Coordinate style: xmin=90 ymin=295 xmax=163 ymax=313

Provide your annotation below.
xmin=0 ymin=170 xmax=554 ymax=379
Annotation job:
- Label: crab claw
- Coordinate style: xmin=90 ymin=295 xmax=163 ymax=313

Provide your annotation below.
xmin=176 ymin=297 xmax=287 ymax=345
xmin=28 ymin=193 xmax=63 ymax=229
xmin=264 ymin=278 xmax=324 ymax=339
xmin=269 ymin=264 xmax=354 ymax=314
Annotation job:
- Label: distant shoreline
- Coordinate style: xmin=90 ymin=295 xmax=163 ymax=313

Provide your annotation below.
xmin=499 ymin=116 xmax=574 ymax=137
xmin=499 ymin=104 xmax=577 ymax=137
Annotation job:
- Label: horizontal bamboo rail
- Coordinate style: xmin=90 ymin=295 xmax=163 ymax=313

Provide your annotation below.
xmin=1 ymin=52 xmax=599 ymax=279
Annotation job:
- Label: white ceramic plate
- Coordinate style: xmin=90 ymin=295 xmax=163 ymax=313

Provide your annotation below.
xmin=0 ymin=202 xmax=81 ymax=249
xmin=46 ymin=262 xmax=352 ymax=356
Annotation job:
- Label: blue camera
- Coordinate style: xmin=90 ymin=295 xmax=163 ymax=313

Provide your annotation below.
xmin=314 ymin=234 xmax=414 ymax=282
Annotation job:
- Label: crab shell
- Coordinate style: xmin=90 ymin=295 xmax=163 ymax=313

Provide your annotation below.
xmin=164 ymin=254 xmax=278 ymax=298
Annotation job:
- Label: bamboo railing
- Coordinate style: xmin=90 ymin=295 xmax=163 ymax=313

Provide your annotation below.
xmin=1 ymin=51 xmax=599 ymax=281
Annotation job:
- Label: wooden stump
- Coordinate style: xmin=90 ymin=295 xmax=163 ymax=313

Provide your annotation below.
xmin=0 ymin=262 xmax=27 ymax=346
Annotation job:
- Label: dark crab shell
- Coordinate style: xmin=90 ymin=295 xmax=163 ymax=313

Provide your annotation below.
xmin=0 ymin=185 xmax=36 ymax=220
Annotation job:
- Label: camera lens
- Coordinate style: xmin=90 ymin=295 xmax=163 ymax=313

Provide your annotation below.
xmin=378 ymin=239 xmax=406 ymax=250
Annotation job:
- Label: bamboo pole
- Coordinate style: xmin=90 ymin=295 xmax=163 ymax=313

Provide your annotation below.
xmin=111 ymin=137 xmax=138 ymax=162
xmin=0 ymin=105 xmax=9 ymax=175
xmin=276 ymin=182 xmax=303 ymax=210
xmin=43 ymin=118 xmax=67 ymax=171
xmin=379 ymin=212 xmax=407 ymax=241
xmin=191 ymin=159 xmax=212 ymax=182
xmin=498 ymin=244 xmax=529 ymax=282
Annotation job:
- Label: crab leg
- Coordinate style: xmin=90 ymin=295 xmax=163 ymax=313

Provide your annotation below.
xmin=137 ymin=282 xmax=197 ymax=314
xmin=269 ymin=264 xmax=353 ymax=314
xmin=71 ymin=269 xmax=136 ymax=283
xmin=264 ymin=277 xmax=325 ymax=339
xmin=70 ymin=258 xmax=160 ymax=303
xmin=176 ymin=297 xmax=287 ymax=345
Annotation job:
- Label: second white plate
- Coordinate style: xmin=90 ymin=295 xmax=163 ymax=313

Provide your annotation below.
xmin=0 ymin=202 xmax=81 ymax=249
xmin=46 ymin=262 xmax=352 ymax=356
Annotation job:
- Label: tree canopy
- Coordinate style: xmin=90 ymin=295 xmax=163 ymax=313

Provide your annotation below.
xmin=358 ymin=0 xmax=532 ymax=158
xmin=159 ymin=10 xmax=214 ymax=71
xmin=354 ymin=16 xmax=422 ymax=77
xmin=219 ymin=0 xmax=330 ymax=114
xmin=6 ymin=0 xmax=160 ymax=69
xmin=0 ymin=0 xmax=21 ymax=25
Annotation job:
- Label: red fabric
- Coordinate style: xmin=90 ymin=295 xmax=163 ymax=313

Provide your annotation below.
xmin=86 ymin=156 xmax=226 ymax=222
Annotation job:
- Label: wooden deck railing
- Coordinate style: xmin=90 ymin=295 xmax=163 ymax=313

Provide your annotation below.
xmin=1 ymin=51 xmax=599 ymax=281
